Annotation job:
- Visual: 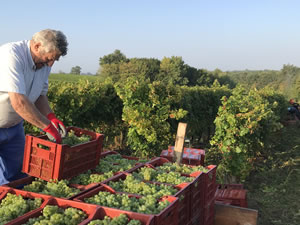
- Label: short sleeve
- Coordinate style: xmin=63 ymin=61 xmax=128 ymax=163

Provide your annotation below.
xmin=0 ymin=48 xmax=26 ymax=94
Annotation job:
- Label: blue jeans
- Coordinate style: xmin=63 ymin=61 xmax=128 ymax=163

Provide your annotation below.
xmin=0 ymin=122 xmax=28 ymax=185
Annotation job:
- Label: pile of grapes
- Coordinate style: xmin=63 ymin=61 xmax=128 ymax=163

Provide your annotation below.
xmin=108 ymin=175 xmax=177 ymax=199
xmin=24 ymin=205 xmax=87 ymax=225
xmin=0 ymin=193 xmax=42 ymax=225
xmin=88 ymin=214 xmax=141 ymax=225
xmin=94 ymin=154 xmax=146 ymax=174
xmin=61 ymin=130 xmax=91 ymax=146
xmin=84 ymin=190 xmax=170 ymax=214
xmin=69 ymin=171 xmax=114 ymax=185
xmin=23 ymin=178 xmax=80 ymax=198
xmin=132 ymin=167 xmax=194 ymax=185
xmin=154 ymin=162 xmax=209 ymax=174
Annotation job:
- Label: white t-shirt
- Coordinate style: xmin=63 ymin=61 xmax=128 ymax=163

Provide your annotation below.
xmin=0 ymin=40 xmax=51 ymax=128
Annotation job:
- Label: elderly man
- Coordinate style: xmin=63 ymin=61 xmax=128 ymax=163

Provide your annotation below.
xmin=0 ymin=29 xmax=68 ymax=185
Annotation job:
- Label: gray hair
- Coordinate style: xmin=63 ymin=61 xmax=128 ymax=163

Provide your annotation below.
xmin=32 ymin=29 xmax=68 ymax=56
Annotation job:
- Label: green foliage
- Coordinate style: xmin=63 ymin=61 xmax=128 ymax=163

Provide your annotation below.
xmin=178 ymin=83 xmax=231 ymax=143
xmin=115 ymin=76 xmax=187 ymax=157
xmin=70 ymin=66 xmax=81 ymax=75
xmin=210 ymin=85 xmax=284 ymax=182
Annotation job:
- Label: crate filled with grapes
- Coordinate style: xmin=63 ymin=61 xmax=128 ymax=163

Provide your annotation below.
xmin=100 ymin=151 xmax=148 ymax=173
xmin=0 ymin=187 xmax=50 ymax=224
xmin=129 ymin=165 xmax=202 ymax=225
xmin=82 ymin=208 xmax=155 ymax=225
xmin=4 ymin=176 xmax=100 ymax=200
xmin=147 ymin=157 xmax=216 ymax=223
xmin=22 ymin=126 xmax=104 ymax=181
xmin=67 ymin=151 xmax=147 ymax=189
xmin=74 ymin=184 xmax=178 ymax=225
xmin=9 ymin=197 xmax=99 ymax=225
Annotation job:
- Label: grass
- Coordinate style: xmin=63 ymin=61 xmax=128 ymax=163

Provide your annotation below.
xmin=49 ymin=73 xmax=105 ymax=83
xmin=245 ymin=124 xmax=300 ymax=225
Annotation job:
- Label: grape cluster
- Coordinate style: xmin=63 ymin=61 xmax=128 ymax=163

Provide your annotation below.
xmin=88 ymin=214 xmax=141 ymax=225
xmin=23 ymin=178 xmax=80 ymax=198
xmin=155 ymin=162 xmax=209 ymax=174
xmin=61 ymin=130 xmax=91 ymax=146
xmin=95 ymin=154 xmax=144 ymax=174
xmin=132 ymin=167 xmax=194 ymax=185
xmin=84 ymin=190 xmax=170 ymax=214
xmin=69 ymin=170 xmax=114 ymax=185
xmin=108 ymin=175 xmax=177 ymax=199
xmin=24 ymin=205 xmax=87 ymax=225
xmin=0 ymin=193 xmax=42 ymax=225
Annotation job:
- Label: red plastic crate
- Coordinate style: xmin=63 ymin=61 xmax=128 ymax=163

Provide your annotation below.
xmin=160 ymin=146 xmax=205 ymax=166
xmin=74 ymin=184 xmax=178 ymax=225
xmin=82 ymin=206 xmax=155 ymax=225
xmin=4 ymin=176 xmax=100 ymax=200
xmin=216 ymin=188 xmax=248 ymax=208
xmin=127 ymin=164 xmax=191 ymax=225
xmin=8 ymin=197 xmax=99 ymax=225
xmin=0 ymin=187 xmax=51 ymax=225
xmin=22 ymin=126 xmax=104 ymax=181
xmin=203 ymin=197 xmax=215 ymax=225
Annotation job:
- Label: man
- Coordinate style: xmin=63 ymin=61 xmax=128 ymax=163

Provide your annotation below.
xmin=288 ymin=99 xmax=300 ymax=120
xmin=0 ymin=29 xmax=68 ymax=185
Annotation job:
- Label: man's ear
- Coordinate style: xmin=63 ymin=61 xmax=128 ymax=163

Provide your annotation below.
xmin=33 ymin=42 xmax=42 ymax=53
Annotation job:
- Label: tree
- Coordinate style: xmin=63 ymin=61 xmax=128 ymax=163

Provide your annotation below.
xmin=99 ymin=49 xmax=128 ymax=66
xmin=70 ymin=66 xmax=81 ymax=75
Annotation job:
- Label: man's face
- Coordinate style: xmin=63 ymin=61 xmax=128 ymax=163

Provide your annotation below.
xmin=31 ymin=42 xmax=61 ymax=69
xmin=34 ymin=49 xmax=60 ymax=69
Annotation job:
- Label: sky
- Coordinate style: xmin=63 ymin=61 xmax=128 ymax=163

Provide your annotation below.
xmin=1 ymin=0 xmax=300 ymax=74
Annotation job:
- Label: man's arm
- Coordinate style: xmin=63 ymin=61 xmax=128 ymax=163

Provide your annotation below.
xmin=8 ymin=92 xmax=49 ymax=129
xmin=34 ymin=95 xmax=52 ymax=117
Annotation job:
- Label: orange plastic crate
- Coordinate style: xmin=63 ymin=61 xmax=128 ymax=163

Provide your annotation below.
xmin=8 ymin=197 xmax=99 ymax=225
xmin=82 ymin=206 xmax=155 ymax=225
xmin=74 ymin=184 xmax=178 ymax=225
xmin=4 ymin=176 xmax=100 ymax=200
xmin=0 ymin=187 xmax=51 ymax=225
xmin=22 ymin=126 xmax=104 ymax=181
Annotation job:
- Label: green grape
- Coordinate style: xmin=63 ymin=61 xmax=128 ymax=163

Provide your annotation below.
xmin=0 ymin=193 xmax=42 ymax=225
xmin=61 ymin=130 xmax=90 ymax=146
xmin=88 ymin=214 xmax=141 ymax=225
xmin=23 ymin=178 xmax=80 ymax=198
xmin=24 ymin=205 xmax=87 ymax=225
xmin=156 ymin=162 xmax=209 ymax=173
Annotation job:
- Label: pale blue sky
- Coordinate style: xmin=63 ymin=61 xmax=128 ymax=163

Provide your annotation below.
xmin=1 ymin=0 xmax=300 ymax=74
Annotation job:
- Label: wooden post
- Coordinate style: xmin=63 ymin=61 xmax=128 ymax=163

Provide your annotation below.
xmin=174 ymin=122 xmax=187 ymax=164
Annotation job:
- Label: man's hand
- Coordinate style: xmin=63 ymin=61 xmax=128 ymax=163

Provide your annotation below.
xmin=43 ymin=122 xmax=62 ymax=143
xmin=47 ymin=113 xmax=67 ymax=138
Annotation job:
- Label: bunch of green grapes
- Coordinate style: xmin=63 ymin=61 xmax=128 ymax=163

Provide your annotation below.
xmin=61 ymin=130 xmax=90 ymax=146
xmin=108 ymin=175 xmax=177 ymax=199
xmin=0 ymin=193 xmax=42 ymax=225
xmin=69 ymin=170 xmax=114 ymax=185
xmin=95 ymin=154 xmax=143 ymax=174
xmin=23 ymin=178 xmax=80 ymax=198
xmin=24 ymin=205 xmax=87 ymax=225
xmin=84 ymin=191 xmax=171 ymax=214
xmin=133 ymin=167 xmax=194 ymax=185
xmin=88 ymin=213 xmax=141 ymax=225
xmin=155 ymin=162 xmax=209 ymax=174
